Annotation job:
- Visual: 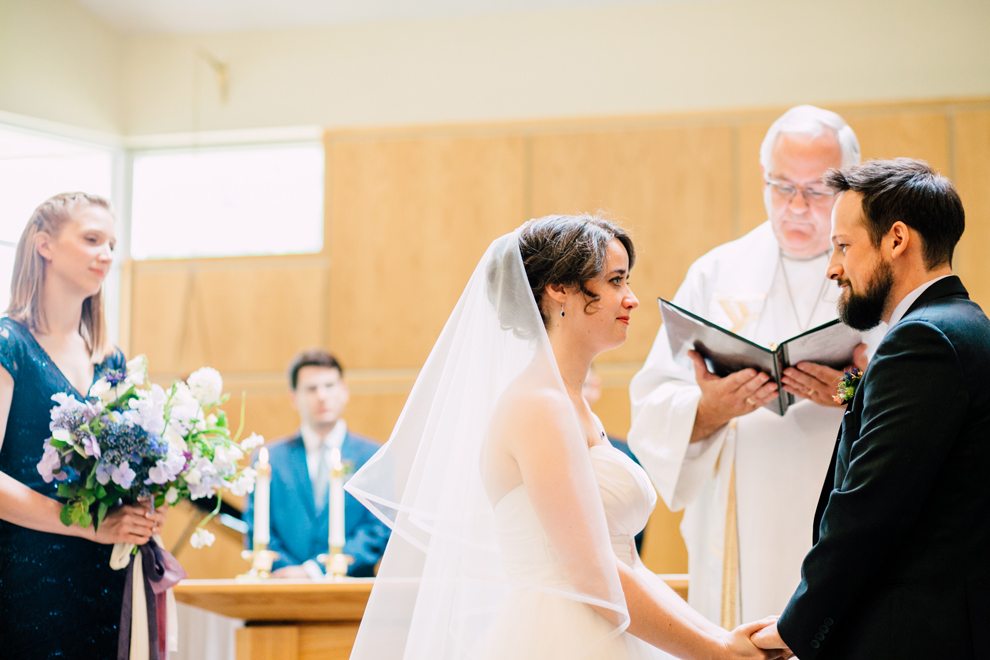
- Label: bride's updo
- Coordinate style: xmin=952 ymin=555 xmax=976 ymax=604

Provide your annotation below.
xmin=518 ymin=214 xmax=635 ymax=325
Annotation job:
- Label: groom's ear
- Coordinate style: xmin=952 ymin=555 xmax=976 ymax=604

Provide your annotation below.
xmin=887 ymin=221 xmax=911 ymax=260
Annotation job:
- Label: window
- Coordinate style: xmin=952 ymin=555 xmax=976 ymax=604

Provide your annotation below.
xmin=0 ymin=126 xmax=114 ymax=313
xmin=130 ymin=143 xmax=324 ymax=260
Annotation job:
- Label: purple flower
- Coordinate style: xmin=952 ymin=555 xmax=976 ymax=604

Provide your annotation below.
xmin=37 ymin=442 xmax=66 ymax=484
xmin=110 ymin=461 xmax=136 ymax=489
xmin=78 ymin=430 xmax=101 ymax=459
xmin=49 ymin=392 xmax=98 ymax=433
xmin=104 ymin=369 xmax=127 ymax=387
xmin=95 ymin=461 xmax=114 ymax=486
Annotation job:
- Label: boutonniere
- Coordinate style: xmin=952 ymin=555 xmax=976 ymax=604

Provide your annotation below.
xmin=833 ymin=368 xmax=863 ymax=405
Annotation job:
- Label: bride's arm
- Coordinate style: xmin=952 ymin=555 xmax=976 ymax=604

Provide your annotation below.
xmin=616 ymin=559 xmax=774 ymax=660
xmin=630 ymin=545 xmax=724 ymax=637
xmin=502 ymin=388 xmax=770 ymax=660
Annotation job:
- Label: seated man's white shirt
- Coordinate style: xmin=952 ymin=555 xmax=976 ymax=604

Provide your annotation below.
xmin=301 ymin=420 xmax=347 ymax=481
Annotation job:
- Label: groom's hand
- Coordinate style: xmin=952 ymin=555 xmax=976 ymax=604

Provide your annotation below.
xmin=782 ymin=342 xmax=868 ymax=407
xmin=750 ymin=621 xmax=794 ymax=660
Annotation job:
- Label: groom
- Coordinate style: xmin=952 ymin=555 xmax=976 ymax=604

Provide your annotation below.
xmin=753 ymin=158 xmax=990 ymax=659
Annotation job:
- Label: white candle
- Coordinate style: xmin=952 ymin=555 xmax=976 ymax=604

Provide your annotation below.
xmin=254 ymin=447 xmax=271 ymax=547
xmin=329 ymin=446 xmax=346 ymax=550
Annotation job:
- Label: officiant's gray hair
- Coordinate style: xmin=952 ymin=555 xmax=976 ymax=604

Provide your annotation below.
xmin=760 ymin=105 xmax=861 ymax=170
xmin=517 ymin=213 xmax=635 ymax=326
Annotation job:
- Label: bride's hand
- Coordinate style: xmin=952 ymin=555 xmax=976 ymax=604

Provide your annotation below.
xmin=714 ymin=617 xmax=787 ymax=660
xmin=92 ymin=499 xmax=166 ymax=545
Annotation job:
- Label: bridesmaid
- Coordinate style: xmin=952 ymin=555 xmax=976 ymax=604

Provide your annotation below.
xmin=0 ymin=193 xmax=167 ymax=658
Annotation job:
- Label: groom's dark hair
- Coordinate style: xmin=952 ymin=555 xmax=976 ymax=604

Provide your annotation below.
xmin=824 ymin=158 xmax=965 ymax=269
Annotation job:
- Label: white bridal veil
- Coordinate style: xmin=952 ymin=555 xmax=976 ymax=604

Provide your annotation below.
xmin=345 ymin=230 xmax=630 ymax=659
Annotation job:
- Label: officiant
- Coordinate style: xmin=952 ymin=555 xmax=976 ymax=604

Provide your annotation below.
xmin=628 ymin=106 xmax=882 ymax=625
xmin=245 ymin=349 xmax=389 ymax=578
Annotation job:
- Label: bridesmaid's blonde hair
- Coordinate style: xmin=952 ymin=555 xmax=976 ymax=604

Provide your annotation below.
xmin=7 ymin=192 xmax=114 ymax=363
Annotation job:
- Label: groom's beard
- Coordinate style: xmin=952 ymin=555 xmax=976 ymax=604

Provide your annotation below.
xmin=837 ymin=258 xmax=894 ymax=331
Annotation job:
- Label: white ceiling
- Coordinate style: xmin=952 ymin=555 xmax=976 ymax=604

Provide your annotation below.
xmin=73 ymin=0 xmax=668 ymax=34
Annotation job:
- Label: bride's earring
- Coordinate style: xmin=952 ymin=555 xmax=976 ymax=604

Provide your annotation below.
xmin=560 ymin=304 xmax=565 ymax=317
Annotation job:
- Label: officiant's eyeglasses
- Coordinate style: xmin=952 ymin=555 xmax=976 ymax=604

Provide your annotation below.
xmin=765 ymin=177 xmax=835 ymax=207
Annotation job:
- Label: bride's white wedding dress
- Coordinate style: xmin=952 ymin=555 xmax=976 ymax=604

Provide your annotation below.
xmin=478 ymin=443 xmax=677 ymax=660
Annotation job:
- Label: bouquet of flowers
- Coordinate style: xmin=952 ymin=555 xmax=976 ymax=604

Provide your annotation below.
xmin=37 ymin=355 xmax=262 ymax=547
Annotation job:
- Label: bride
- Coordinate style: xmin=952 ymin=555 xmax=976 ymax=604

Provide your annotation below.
xmin=346 ymin=215 xmax=783 ymax=659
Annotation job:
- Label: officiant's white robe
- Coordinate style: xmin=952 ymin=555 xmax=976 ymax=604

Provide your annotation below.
xmin=629 ymin=222 xmax=882 ymax=624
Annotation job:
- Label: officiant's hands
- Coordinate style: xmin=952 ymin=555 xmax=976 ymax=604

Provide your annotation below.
xmin=781 ymin=342 xmax=868 ymax=407
xmin=688 ymin=351 xmax=779 ymax=442
xmin=750 ymin=621 xmax=794 ymax=659
xmin=92 ymin=499 xmax=166 ymax=545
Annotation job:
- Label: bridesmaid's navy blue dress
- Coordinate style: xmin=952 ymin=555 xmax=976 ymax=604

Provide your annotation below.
xmin=0 ymin=318 xmax=126 ymax=659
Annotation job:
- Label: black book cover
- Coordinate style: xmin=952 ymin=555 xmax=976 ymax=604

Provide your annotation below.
xmin=659 ymin=297 xmax=862 ymax=416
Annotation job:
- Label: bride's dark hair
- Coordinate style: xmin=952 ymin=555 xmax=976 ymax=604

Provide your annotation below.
xmin=518 ymin=214 xmax=635 ymax=326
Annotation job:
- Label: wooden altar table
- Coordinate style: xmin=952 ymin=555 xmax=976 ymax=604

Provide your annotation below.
xmin=174 ymin=575 xmax=689 ymax=660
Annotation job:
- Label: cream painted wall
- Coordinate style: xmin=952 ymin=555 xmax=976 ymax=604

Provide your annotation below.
xmin=1 ymin=0 xmax=988 ymax=136
xmin=0 ymin=0 xmax=122 ymax=133
xmin=120 ymin=0 xmax=990 ymax=135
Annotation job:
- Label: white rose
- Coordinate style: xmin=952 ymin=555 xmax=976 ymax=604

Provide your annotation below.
xmin=187 ymin=367 xmax=223 ymax=408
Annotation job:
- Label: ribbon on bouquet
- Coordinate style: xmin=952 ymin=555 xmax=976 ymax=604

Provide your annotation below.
xmin=110 ymin=535 xmax=188 ymax=660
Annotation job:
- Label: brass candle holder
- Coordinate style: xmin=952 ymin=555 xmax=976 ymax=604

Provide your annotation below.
xmin=238 ymin=543 xmax=280 ymax=580
xmin=318 ymin=546 xmax=354 ymax=580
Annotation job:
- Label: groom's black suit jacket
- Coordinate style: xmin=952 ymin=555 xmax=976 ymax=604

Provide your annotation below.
xmin=777 ymin=276 xmax=990 ymax=660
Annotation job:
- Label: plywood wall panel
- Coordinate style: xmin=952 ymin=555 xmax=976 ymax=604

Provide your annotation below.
xmin=342 ymin=392 xmax=411 ymax=444
xmin=738 ymin=121 xmax=774 ymax=236
xmin=849 ymin=113 xmax=950 ymax=173
xmin=130 ymin=264 xmax=326 ymax=375
xmin=953 ymin=110 xmax=990 ymax=311
xmin=192 ymin=266 xmax=326 ymax=373
xmin=328 ymin=135 xmax=527 ymax=369
xmin=129 ymin=269 xmax=195 ymax=369
xmin=530 ymin=126 xmax=735 ymax=363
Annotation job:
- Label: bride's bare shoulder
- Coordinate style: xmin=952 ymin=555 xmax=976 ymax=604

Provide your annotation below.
xmin=490 ymin=366 xmax=571 ymax=436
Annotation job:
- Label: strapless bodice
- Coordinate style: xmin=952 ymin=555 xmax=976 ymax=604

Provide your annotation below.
xmin=493 ymin=443 xmax=657 ymax=587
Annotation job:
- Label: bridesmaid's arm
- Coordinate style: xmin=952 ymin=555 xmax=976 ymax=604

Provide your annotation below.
xmin=0 ymin=367 xmax=164 ymax=544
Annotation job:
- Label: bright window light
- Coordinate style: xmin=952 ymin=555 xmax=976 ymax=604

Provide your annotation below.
xmin=130 ymin=144 xmax=324 ymax=260
xmin=0 ymin=126 xmax=114 ymax=313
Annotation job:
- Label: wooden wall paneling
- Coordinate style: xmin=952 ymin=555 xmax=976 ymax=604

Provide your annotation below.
xmin=953 ymin=110 xmax=990 ymax=311
xmin=342 ymin=392 xmax=412 ymax=445
xmin=737 ymin=121 xmax=775 ymax=236
xmin=326 ymin=135 xmax=527 ymax=369
xmin=530 ymin=126 xmax=736 ymax=364
xmin=130 ymin=261 xmax=327 ymax=375
xmin=129 ymin=267 xmax=195 ymax=371
xmin=191 ymin=265 xmax=327 ymax=373
xmin=848 ymin=112 xmax=951 ymax=173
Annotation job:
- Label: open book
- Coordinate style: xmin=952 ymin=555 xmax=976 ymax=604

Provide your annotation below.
xmin=659 ymin=297 xmax=863 ymax=416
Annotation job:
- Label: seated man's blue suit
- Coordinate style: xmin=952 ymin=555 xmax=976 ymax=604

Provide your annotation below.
xmin=247 ymin=430 xmax=390 ymax=577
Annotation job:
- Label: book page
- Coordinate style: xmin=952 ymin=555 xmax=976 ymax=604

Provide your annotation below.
xmin=782 ymin=320 xmax=862 ymax=370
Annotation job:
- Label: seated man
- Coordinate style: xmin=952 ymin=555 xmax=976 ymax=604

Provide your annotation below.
xmin=247 ymin=349 xmax=390 ymax=578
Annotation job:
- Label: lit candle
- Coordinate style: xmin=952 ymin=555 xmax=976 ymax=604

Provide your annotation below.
xmin=329 ymin=446 xmax=345 ymax=551
xmin=254 ymin=447 xmax=271 ymax=548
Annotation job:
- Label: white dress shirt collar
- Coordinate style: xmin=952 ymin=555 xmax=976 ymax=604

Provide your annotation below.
xmin=886 ymin=275 xmax=953 ymax=330
xmin=301 ymin=420 xmax=348 ymax=454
